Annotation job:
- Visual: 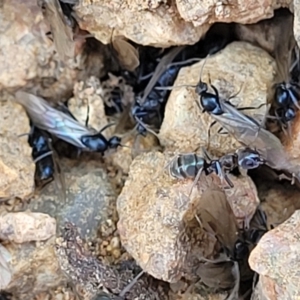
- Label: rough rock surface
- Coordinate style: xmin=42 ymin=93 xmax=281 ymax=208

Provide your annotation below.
xmin=117 ymin=151 xmax=259 ymax=282
xmin=0 ymin=212 xmax=56 ymax=243
xmin=0 ymin=94 xmax=35 ymax=200
xmin=294 ymin=0 xmax=300 ymax=49
xmin=68 ymin=76 xmax=113 ymax=134
xmin=109 ymin=133 xmax=161 ymax=175
xmin=75 ymin=0 xmax=294 ymax=47
xmin=249 ymin=210 xmax=300 ymax=299
xmin=178 ymin=294 xmax=228 ymax=300
xmin=0 ymin=0 xmax=78 ymax=98
xmin=256 ymin=176 xmax=300 ymax=227
xmin=159 ymin=42 xmax=275 ymax=155
xmin=251 ymin=275 xmax=277 ymax=300
xmin=282 ymin=111 xmax=300 ymax=165
xmin=56 ymin=222 xmax=169 ymax=300
xmin=4 ymin=238 xmax=67 ymax=298
xmin=176 ymin=0 xmax=288 ymax=27
xmin=75 ymin=0 xmax=208 ymax=47
xmin=22 ymin=159 xmax=117 ymax=241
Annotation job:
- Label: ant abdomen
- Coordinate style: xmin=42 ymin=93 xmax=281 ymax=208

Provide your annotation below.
xmin=169 ymin=154 xmax=206 ymax=180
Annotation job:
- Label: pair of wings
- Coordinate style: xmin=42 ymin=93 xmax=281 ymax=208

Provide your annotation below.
xmin=15 ymin=91 xmax=96 ymax=150
xmin=207 ymin=98 xmax=300 ymax=178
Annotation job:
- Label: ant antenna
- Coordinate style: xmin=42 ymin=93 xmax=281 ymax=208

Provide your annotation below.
xmin=154 ymin=84 xmax=197 ymax=91
xmin=99 ymin=122 xmax=116 ymax=133
xmin=33 ymin=151 xmax=53 ymax=163
xmin=119 ymin=271 xmax=145 ymax=297
xmin=198 ymin=54 xmax=210 ymax=85
xmin=85 ymin=99 xmax=90 ymax=127
xmin=134 ymin=116 xmax=160 ymax=140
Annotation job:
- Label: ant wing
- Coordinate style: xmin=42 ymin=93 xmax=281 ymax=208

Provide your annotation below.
xmin=273 ymin=13 xmax=295 ymax=83
xmin=0 ymin=244 xmax=12 ymax=290
xmin=112 ymin=37 xmax=140 ymax=72
xmin=41 ymin=0 xmax=75 ymax=61
xmin=51 ymin=143 xmax=67 ymax=204
xmin=245 ymin=206 xmax=269 ymax=245
xmin=197 ymin=260 xmax=236 ymax=290
xmin=14 ymin=92 xmax=93 ymax=149
xmin=198 ymin=184 xmax=239 ymax=255
xmin=139 ymin=46 xmax=185 ymax=105
xmin=211 ymin=101 xmax=298 ymax=174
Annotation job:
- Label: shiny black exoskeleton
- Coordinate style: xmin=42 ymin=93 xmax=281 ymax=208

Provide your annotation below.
xmin=169 ymin=148 xmax=264 ymax=188
xmin=81 ymin=134 xmax=121 ymax=153
xmin=58 ymin=102 xmax=122 ymax=153
xmin=28 ymin=124 xmax=55 ymax=186
xmin=132 ymin=64 xmax=181 ymax=135
xmin=131 ymin=24 xmax=236 ymax=136
xmin=274 ymin=81 xmax=300 ymax=126
xmin=195 ymin=80 xmax=223 ymax=115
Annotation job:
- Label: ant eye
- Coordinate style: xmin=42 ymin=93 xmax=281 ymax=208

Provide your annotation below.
xmin=241 ymin=158 xmax=256 ymax=169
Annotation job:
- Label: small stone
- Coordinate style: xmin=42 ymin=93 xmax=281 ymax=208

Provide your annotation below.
xmin=19 ymin=159 xmax=117 ymax=242
xmin=4 ymin=238 xmax=66 ymax=297
xmin=0 ymin=95 xmax=35 ymax=200
xmin=111 ymin=249 xmax=121 ymax=259
xmin=249 ymin=210 xmax=300 ymax=299
xmin=159 ymin=41 xmax=275 ymax=155
xmin=110 ymin=237 xmax=120 ymax=249
xmin=75 ymin=0 xmax=208 ymax=47
xmin=0 ymin=212 xmax=56 ymax=243
xmin=117 ymin=151 xmax=259 ymax=282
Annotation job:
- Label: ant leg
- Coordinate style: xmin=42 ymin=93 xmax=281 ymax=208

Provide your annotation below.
xmin=85 ymin=101 xmax=90 ymax=127
xmin=188 ymin=166 xmax=204 ymax=199
xmin=289 ymin=90 xmax=300 ymax=110
xmin=217 ymin=127 xmax=228 ymax=135
xmin=207 ymin=120 xmax=217 ymax=151
xmin=228 ymin=82 xmax=245 ymax=102
xmin=210 ymin=84 xmax=219 ymax=98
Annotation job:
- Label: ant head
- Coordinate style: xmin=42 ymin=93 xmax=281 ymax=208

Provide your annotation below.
xmin=195 ymin=81 xmax=208 ymax=95
xmin=284 ymin=107 xmax=296 ymax=122
xmin=108 ymin=136 xmax=122 ymax=149
xmin=196 ymin=54 xmax=210 ymax=95
xmin=238 ymin=149 xmax=264 ymax=170
xmin=275 ymin=85 xmax=290 ymax=107
xmin=233 ymin=239 xmax=249 ymax=260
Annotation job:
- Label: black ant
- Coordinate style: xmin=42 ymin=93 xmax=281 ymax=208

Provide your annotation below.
xmin=169 ymin=148 xmax=264 ymax=188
